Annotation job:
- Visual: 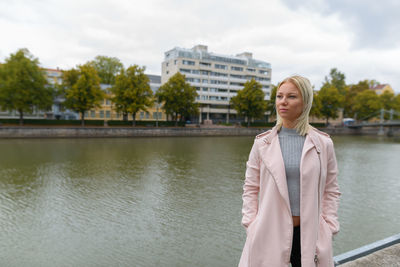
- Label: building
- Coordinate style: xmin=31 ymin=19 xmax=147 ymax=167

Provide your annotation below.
xmin=43 ymin=68 xmax=78 ymax=120
xmin=370 ymin=84 xmax=394 ymax=95
xmin=162 ymin=45 xmax=272 ymax=124
xmin=86 ymin=74 xmax=166 ymax=122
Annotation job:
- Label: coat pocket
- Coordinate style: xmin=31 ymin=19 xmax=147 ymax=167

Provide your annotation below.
xmin=316 ymin=215 xmax=334 ymax=266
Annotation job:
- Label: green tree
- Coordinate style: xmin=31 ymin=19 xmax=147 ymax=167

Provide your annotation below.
xmin=393 ymin=94 xmax=400 ymax=119
xmin=353 ymin=90 xmax=381 ymax=120
xmin=0 ymin=48 xmax=53 ymax=125
xmin=89 ymin=55 xmax=123 ymax=85
xmin=310 ymin=91 xmax=322 ymax=119
xmin=322 ymin=68 xmax=347 ymax=96
xmin=62 ymin=63 xmax=104 ymax=126
xmin=230 ymin=79 xmax=267 ymax=127
xmin=266 ymin=84 xmax=277 ymax=121
xmin=343 ymin=80 xmax=369 ymax=117
xmin=379 ymin=91 xmax=395 ymax=120
xmin=111 ymin=65 xmax=154 ymax=126
xmin=156 ymin=73 xmax=198 ymax=126
xmin=317 ymin=84 xmax=344 ymax=125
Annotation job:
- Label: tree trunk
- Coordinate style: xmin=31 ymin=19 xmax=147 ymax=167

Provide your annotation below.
xmin=19 ymin=110 xmax=24 ymax=126
xmin=123 ymin=113 xmax=128 ymax=121
xmin=247 ymin=118 xmax=250 ymax=128
xmin=175 ymin=112 xmax=178 ymax=127
xmin=81 ymin=112 xmax=85 ymax=126
xmin=132 ymin=113 xmax=136 ymax=127
xmin=326 ymin=117 xmax=329 ymax=126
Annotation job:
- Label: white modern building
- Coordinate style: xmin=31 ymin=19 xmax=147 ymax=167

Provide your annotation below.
xmin=162 ymin=45 xmax=272 ymax=124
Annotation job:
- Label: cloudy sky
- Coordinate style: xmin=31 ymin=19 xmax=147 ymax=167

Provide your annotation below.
xmin=1 ymin=0 xmax=399 ymax=92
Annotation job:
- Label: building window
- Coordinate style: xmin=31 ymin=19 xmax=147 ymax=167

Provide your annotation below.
xmin=146 ymin=112 xmax=149 ymax=119
xmin=259 ymin=70 xmax=268 ymax=75
xmin=91 ymin=110 xmax=96 ymax=118
xmin=106 ymin=110 xmax=111 ymax=118
xmin=100 ymin=110 xmax=104 ymax=118
xmin=210 ymin=88 xmax=217 ymax=92
xmin=202 ymin=87 xmax=208 ymax=91
xmin=140 ymin=112 xmax=144 ymax=119
xmin=200 ymin=70 xmax=209 ymax=75
xmin=183 ymin=60 xmax=195 ymax=65
xmin=174 ymin=60 xmax=177 ymax=65
xmin=166 ymin=62 xmax=169 ymax=66
xmin=215 ymin=64 xmax=227 ymax=70
xmin=116 ymin=113 xmax=120 ymax=119
xmin=247 ymin=68 xmax=256 ymax=72
xmin=153 ymin=112 xmax=157 ymax=119
xmin=158 ymin=112 xmax=162 ymax=119
xmin=199 ymin=62 xmax=211 ymax=67
xmin=231 ymin=66 xmax=243 ymax=71
xmin=202 ymin=79 xmax=208 ymax=84
xmin=106 ymin=99 xmax=111 ymax=105
xmin=230 ymin=74 xmax=245 ymax=79
xmin=166 ymin=71 xmax=169 ymax=74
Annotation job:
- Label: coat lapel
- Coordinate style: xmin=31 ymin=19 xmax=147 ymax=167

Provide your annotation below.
xmin=258 ymin=128 xmax=291 ymax=214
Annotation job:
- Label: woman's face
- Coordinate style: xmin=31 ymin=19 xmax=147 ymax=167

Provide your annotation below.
xmin=276 ymin=82 xmax=304 ymax=128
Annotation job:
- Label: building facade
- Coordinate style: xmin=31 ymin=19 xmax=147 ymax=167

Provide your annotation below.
xmin=370 ymin=84 xmax=394 ymax=95
xmin=161 ymin=45 xmax=272 ymax=124
xmin=85 ymin=74 xmax=166 ymax=122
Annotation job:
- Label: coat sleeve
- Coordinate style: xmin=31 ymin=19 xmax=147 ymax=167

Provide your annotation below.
xmin=241 ymin=139 xmax=261 ymax=230
xmin=322 ymin=138 xmax=341 ymax=235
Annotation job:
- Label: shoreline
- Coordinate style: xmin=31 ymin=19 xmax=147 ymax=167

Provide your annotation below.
xmin=0 ymin=126 xmax=399 ymax=138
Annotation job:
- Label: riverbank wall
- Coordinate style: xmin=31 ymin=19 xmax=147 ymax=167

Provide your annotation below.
xmin=0 ymin=126 xmax=399 ymax=138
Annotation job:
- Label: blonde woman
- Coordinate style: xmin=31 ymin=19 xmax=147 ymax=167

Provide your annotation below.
xmin=239 ymin=75 xmax=340 ymax=267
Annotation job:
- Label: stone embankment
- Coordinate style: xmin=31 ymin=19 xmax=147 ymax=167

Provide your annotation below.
xmin=0 ymin=125 xmax=398 ymax=138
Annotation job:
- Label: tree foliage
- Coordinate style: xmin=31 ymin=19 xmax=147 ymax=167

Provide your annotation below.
xmin=343 ymin=80 xmax=369 ymax=117
xmin=266 ymin=84 xmax=277 ymax=120
xmin=156 ymin=73 xmax=198 ymax=126
xmin=379 ymin=91 xmax=395 ymax=120
xmin=111 ymin=65 xmax=154 ymax=126
xmin=230 ymin=79 xmax=266 ymax=127
xmin=322 ymin=68 xmax=347 ymax=96
xmin=310 ymin=91 xmax=322 ymax=119
xmin=0 ymin=48 xmax=53 ymax=125
xmin=89 ymin=55 xmax=123 ymax=85
xmin=317 ymin=84 xmax=344 ymax=124
xmin=353 ymin=90 xmax=381 ymax=120
xmin=62 ymin=64 xmax=104 ymax=126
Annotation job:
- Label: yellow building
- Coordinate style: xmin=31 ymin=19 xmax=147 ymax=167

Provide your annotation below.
xmin=85 ymin=75 xmax=167 ymax=122
xmin=370 ymin=84 xmax=394 ymax=95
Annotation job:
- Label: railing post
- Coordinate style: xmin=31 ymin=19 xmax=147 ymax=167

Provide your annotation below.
xmin=378 ymin=108 xmax=384 ymax=136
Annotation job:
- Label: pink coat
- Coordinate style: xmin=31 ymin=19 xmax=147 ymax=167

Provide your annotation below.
xmin=239 ymin=126 xmax=340 ymax=267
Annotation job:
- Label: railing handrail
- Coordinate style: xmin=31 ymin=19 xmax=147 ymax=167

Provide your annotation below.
xmin=334 ymin=233 xmax=400 ymax=266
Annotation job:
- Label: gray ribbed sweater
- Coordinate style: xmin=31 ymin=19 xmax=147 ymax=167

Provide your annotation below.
xmin=278 ymin=126 xmax=306 ymax=216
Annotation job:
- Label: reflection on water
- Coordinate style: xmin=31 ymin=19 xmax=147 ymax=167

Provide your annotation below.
xmin=0 ymin=136 xmax=399 ymax=266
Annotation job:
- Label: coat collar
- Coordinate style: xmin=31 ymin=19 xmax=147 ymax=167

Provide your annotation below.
xmin=258 ymin=126 xmax=321 ymax=214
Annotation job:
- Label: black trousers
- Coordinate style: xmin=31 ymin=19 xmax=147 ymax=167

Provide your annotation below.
xmin=290 ymin=226 xmax=301 ymax=267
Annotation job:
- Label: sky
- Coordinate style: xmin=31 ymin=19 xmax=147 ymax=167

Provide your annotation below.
xmin=1 ymin=0 xmax=399 ymax=92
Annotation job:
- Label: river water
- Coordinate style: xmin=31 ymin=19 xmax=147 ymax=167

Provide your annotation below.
xmin=0 ymin=135 xmax=399 ymax=266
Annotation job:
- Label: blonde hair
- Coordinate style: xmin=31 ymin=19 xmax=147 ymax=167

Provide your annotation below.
xmin=276 ymin=75 xmax=313 ymax=136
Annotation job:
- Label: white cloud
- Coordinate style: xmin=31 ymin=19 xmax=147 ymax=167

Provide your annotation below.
xmin=0 ymin=0 xmax=399 ymax=92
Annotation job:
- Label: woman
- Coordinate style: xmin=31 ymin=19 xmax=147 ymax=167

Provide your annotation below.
xmin=238 ymin=75 xmax=340 ymax=267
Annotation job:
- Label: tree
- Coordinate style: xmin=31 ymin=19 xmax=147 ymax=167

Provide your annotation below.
xmin=353 ymin=90 xmax=381 ymax=120
xmin=230 ymin=79 xmax=267 ymax=127
xmin=156 ymin=73 xmax=198 ymax=126
xmin=393 ymin=94 xmax=400 ymax=119
xmin=111 ymin=65 xmax=154 ymax=126
xmin=89 ymin=55 xmax=123 ymax=85
xmin=266 ymin=84 xmax=277 ymax=121
xmin=343 ymin=80 xmax=369 ymax=117
xmin=317 ymin=84 xmax=344 ymax=125
xmin=310 ymin=91 xmax=322 ymax=119
xmin=0 ymin=48 xmax=53 ymax=125
xmin=322 ymin=68 xmax=347 ymax=96
xmin=379 ymin=91 xmax=395 ymax=120
xmin=62 ymin=63 xmax=104 ymax=126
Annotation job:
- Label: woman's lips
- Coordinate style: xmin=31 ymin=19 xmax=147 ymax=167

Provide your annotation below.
xmin=279 ymin=109 xmax=288 ymax=112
